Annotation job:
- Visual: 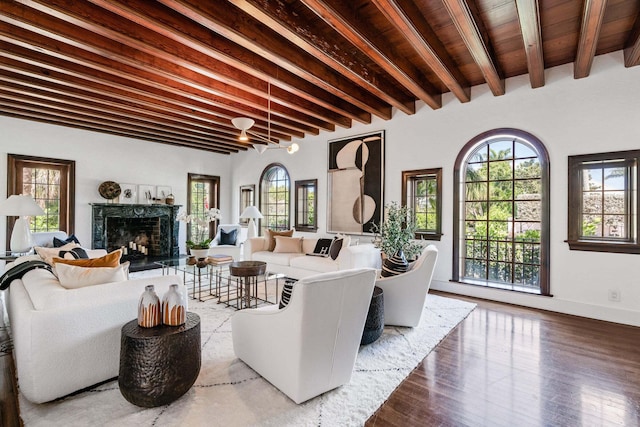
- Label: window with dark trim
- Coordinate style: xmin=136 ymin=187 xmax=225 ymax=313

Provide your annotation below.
xmin=259 ymin=163 xmax=290 ymax=234
xmin=187 ymin=173 xmax=220 ymax=242
xmin=453 ymin=129 xmax=550 ymax=296
xmin=294 ymin=179 xmax=317 ymax=232
xmin=6 ymin=154 xmax=75 ymax=248
xmin=567 ymin=150 xmax=639 ymax=254
xmin=402 ymin=168 xmax=442 ymax=240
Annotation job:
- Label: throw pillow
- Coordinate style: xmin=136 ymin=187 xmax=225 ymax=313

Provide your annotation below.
xmin=266 ymin=229 xmax=294 ymax=251
xmin=53 ymin=234 xmax=81 ymax=248
xmin=329 ymin=237 xmax=343 ymax=260
xmin=35 ymin=243 xmax=82 ymax=265
xmin=53 ymin=249 xmax=122 ymax=268
xmin=55 ymin=261 xmax=130 ymax=289
xmin=279 ymin=279 xmax=297 ymax=309
xmin=273 ymin=236 xmax=303 ymax=253
xmin=311 ymin=238 xmax=333 ymax=257
xmin=219 ymin=228 xmax=238 ymax=245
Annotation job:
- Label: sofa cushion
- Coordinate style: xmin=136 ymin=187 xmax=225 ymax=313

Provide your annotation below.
xmin=273 ymin=236 xmax=303 ymax=253
xmin=54 ymin=262 xmax=129 ymax=289
xmin=35 ymin=243 xmax=83 ymax=265
xmin=329 ymin=237 xmax=343 ymax=260
xmin=289 ymin=254 xmax=341 ymax=273
xmin=265 ymin=229 xmax=294 ymax=251
xmin=279 ymin=279 xmax=296 ymax=309
xmin=252 ymin=251 xmax=305 ymax=267
xmin=53 ymin=234 xmax=81 ymax=247
xmin=53 ymin=249 xmax=122 ymax=268
xmin=219 ymin=228 xmax=238 ymax=245
xmin=311 ymin=238 xmax=333 ymax=257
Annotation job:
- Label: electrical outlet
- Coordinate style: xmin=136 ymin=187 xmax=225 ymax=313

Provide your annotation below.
xmin=608 ymin=289 xmax=621 ymax=302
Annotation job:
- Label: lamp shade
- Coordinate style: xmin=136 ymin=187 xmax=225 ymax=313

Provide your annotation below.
xmin=231 ymin=117 xmax=255 ymax=131
xmin=254 ymin=144 xmax=268 ymax=154
xmin=240 ymin=206 xmax=263 ymax=219
xmin=0 ymin=194 xmax=45 ymax=216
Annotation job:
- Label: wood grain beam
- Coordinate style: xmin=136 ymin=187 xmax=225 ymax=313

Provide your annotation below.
xmin=227 ymin=0 xmax=416 ymax=115
xmin=159 ymin=0 xmax=393 ymax=120
xmin=0 ymin=106 xmax=234 ymax=154
xmin=90 ymin=0 xmax=368 ymax=125
xmin=442 ymin=0 xmax=505 ymax=96
xmin=370 ymin=0 xmax=471 ymax=103
xmin=575 ymin=0 xmax=608 ymax=79
xmin=10 ymin=0 xmax=331 ymax=133
xmin=624 ymin=13 xmax=640 ymax=67
xmin=515 ymin=0 xmax=545 ymax=88
xmin=299 ymin=0 xmax=441 ymax=109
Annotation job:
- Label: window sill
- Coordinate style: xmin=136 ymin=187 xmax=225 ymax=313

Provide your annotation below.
xmin=566 ymin=240 xmax=640 ymax=254
xmin=415 ymin=232 xmax=443 ymax=241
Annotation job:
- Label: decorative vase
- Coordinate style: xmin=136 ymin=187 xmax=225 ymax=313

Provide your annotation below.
xmin=162 ymin=284 xmax=187 ymax=326
xmin=138 ymin=285 xmax=161 ymax=328
xmin=189 ymin=248 xmax=209 ymax=260
xmin=381 ymin=249 xmax=409 ymax=277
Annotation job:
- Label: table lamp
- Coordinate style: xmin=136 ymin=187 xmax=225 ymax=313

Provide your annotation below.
xmin=0 ymin=194 xmax=45 ymax=253
xmin=239 ymin=206 xmax=263 ymax=239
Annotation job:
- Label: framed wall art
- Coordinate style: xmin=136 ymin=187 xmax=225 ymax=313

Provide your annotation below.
xmin=138 ymin=184 xmax=154 ymax=204
xmin=156 ymin=186 xmax=172 ymax=201
xmin=327 ymin=130 xmax=384 ymax=234
xmin=119 ymin=183 xmax=137 ymax=204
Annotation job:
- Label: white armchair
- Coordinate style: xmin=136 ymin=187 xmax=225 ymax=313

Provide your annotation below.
xmin=208 ymin=224 xmax=245 ymax=260
xmin=231 ymin=268 xmax=377 ymax=404
xmin=375 ymin=245 xmax=438 ymax=327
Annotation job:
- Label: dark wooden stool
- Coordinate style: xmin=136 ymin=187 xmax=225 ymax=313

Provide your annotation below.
xmin=361 ymin=286 xmax=384 ymax=345
xmin=119 ymin=312 xmax=201 ymax=407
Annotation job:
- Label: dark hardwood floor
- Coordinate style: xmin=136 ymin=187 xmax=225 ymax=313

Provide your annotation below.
xmin=367 ymin=291 xmax=640 ymax=427
xmin=1 ymin=291 xmax=638 ymax=426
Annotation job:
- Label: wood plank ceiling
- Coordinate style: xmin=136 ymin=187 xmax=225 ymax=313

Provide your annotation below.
xmin=1 ymin=0 xmax=639 ymax=154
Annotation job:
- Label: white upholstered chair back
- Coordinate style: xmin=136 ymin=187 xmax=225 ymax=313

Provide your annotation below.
xmin=209 ymin=224 xmax=245 ymax=260
xmin=375 ymin=245 xmax=438 ymax=327
xmin=231 ymin=268 xmax=377 ymax=403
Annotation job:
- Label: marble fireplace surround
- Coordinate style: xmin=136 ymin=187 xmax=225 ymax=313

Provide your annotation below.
xmin=91 ymin=203 xmax=180 ymax=269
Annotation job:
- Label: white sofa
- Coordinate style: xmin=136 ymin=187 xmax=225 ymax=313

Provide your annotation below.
xmin=232 ymin=268 xmax=377 ymax=403
xmin=4 ymin=254 xmax=185 ymax=403
xmin=243 ymin=235 xmax=381 ymax=279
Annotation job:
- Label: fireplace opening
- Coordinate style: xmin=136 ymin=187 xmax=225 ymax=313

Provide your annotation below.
xmin=106 ymin=217 xmax=162 ymax=260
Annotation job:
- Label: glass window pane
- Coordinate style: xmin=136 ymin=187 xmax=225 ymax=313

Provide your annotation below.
xmin=489 ymin=160 xmax=513 ymax=181
xmin=515 ymin=142 xmax=536 ymax=159
xmin=582 ymin=192 xmax=602 ymax=213
xmin=489 ymin=140 xmax=513 ymax=159
xmin=488 ymin=201 xmax=512 ymax=219
xmin=469 ymin=147 xmax=488 ymax=163
xmin=489 ymin=181 xmax=512 ymax=200
xmin=465 ymin=202 xmax=487 ymax=220
xmin=603 ymin=167 xmax=626 ymax=190
xmin=583 ymin=168 xmax=603 ymax=191
xmin=466 ymin=163 xmax=487 ymax=181
xmin=603 ymin=215 xmax=626 ymax=238
xmin=582 ymin=215 xmax=603 ymax=237
xmin=515 ymin=179 xmax=541 ymax=197
xmin=465 ymin=182 xmax=487 ymax=201
xmin=515 ymin=201 xmax=541 ymax=221
xmin=514 ymin=159 xmax=541 ymax=179
xmin=603 ymin=191 xmax=626 ymax=214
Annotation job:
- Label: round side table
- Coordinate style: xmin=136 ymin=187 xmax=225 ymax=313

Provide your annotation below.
xmin=361 ymin=286 xmax=384 ymax=345
xmin=119 ymin=312 xmax=201 ymax=407
xmin=229 ymin=261 xmax=267 ymax=309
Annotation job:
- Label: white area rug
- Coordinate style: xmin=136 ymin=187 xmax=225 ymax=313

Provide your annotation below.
xmin=19 ymin=293 xmax=475 ymax=427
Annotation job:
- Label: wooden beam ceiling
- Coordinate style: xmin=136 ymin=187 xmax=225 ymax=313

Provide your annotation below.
xmin=0 ymin=0 xmax=638 ymax=154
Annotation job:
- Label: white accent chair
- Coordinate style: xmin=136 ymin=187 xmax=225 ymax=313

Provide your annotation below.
xmin=375 ymin=245 xmax=438 ymax=327
xmin=208 ymin=224 xmax=245 ymax=260
xmin=231 ymin=268 xmax=377 ymax=404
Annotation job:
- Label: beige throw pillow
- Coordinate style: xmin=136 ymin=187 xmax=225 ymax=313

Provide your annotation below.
xmin=273 ymin=236 xmax=303 ymax=253
xmin=54 ymin=262 xmax=130 ymax=289
xmin=265 ymin=229 xmax=294 ymax=251
xmin=35 ymin=243 xmax=81 ymax=265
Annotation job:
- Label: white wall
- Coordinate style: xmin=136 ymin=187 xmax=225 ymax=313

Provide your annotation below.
xmin=0 ymin=120 xmax=233 ymax=253
xmin=231 ymin=51 xmax=640 ymax=326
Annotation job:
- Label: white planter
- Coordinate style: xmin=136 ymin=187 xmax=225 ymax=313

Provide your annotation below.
xmin=189 ymin=248 xmax=209 ymax=259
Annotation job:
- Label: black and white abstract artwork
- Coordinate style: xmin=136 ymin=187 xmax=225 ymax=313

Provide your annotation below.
xmin=327 ymin=131 xmax=384 ymax=234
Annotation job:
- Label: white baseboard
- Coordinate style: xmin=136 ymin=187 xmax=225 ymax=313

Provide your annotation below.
xmin=431 ymin=279 xmax=640 ymax=327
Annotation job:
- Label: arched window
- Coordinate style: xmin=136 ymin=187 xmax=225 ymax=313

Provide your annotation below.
xmin=259 ymin=163 xmax=291 ymax=234
xmin=453 ymin=129 xmax=550 ymax=295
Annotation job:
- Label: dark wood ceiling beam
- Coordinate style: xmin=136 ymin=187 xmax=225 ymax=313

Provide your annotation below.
xmin=442 ymin=0 xmax=505 ymax=96
xmin=515 ymin=0 xmax=545 ymax=88
xmin=0 ymin=29 xmax=304 ymax=140
xmin=88 ymin=0 xmax=368 ymax=126
xmin=623 ymin=12 xmax=640 ymax=66
xmin=0 ymin=53 xmax=294 ymax=140
xmin=3 ymin=2 xmax=326 ymax=134
xmin=0 ymin=106 xmax=234 ymax=154
xmin=575 ymin=0 xmax=608 ymax=79
xmin=227 ymin=0 xmax=416 ymax=115
xmin=19 ymin=0 xmax=346 ymax=130
xmin=370 ymin=0 xmax=470 ymax=103
xmin=0 ymin=80 xmax=251 ymax=148
xmin=0 ymin=93 xmax=248 ymax=151
xmin=159 ymin=0 xmax=393 ymax=120
xmin=300 ymin=0 xmax=441 ymax=109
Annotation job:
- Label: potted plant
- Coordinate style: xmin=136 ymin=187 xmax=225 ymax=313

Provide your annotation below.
xmin=176 ymin=208 xmax=221 ymax=259
xmin=372 ymin=202 xmax=424 ymax=276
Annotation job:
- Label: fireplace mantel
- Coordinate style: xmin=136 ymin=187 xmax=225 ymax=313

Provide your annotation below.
xmin=91 ymin=203 xmax=181 ymax=259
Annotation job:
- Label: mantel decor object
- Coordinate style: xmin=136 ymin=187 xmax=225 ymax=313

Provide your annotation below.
xmin=98 ymin=181 xmax=122 ymax=200
xmin=138 ymin=285 xmax=161 ymax=328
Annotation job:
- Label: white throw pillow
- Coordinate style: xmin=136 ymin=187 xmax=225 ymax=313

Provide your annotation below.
xmin=273 ymin=236 xmax=303 ymax=253
xmin=35 ymin=243 xmax=81 ymax=265
xmin=54 ymin=262 xmax=130 ymax=289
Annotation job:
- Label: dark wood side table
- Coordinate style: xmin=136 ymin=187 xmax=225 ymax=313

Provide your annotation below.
xmin=118 ymin=312 xmax=201 ymax=407
xmin=229 ymin=261 xmax=267 ymax=309
xmin=361 ymin=286 xmax=384 ymax=345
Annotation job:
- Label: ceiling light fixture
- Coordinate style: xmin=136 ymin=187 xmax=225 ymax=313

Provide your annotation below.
xmin=231 ymin=81 xmax=298 ymax=155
